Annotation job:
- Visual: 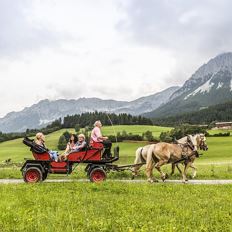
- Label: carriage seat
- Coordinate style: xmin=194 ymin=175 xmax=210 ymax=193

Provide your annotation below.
xmin=89 ymin=141 xmax=104 ymax=149
xmin=23 ymin=137 xmax=51 ymax=160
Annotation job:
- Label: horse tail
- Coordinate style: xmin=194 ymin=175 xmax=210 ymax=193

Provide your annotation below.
xmin=132 ymin=147 xmax=145 ymax=178
xmin=134 ymin=147 xmax=143 ymax=164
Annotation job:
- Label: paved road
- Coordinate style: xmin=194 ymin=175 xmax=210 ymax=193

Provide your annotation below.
xmin=1 ymin=179 xmax=232 ymax=185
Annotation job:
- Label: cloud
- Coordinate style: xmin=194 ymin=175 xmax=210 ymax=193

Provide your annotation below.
xmin=0 ymin=0 xmax=232 ymax=117
xmin=115 ymin=0 xmax=232 ymax=89
xmin=117 ymin=0 xmax=232 ymax=55
xmin=0 ymin=0 xmax=66 ymax=58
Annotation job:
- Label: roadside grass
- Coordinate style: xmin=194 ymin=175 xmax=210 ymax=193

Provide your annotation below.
xmin=2 ymin=162 xmax=232 ymax=180
xmin=0 ymin=182 xmax=231 ymax=232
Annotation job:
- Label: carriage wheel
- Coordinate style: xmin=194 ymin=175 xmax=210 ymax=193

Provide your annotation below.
xmin=23 ymin=167 xmax=42 ymax=183
xmin=89 ymin=168 xmax=106 ymax=183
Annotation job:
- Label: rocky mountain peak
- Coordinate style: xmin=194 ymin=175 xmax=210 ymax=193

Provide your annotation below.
xmin=170 ymin=52 xmax=232 ymax=100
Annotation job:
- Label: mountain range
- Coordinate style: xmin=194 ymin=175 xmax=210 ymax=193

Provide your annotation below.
xmin=0 ymin=86 xmax=179 ymax=132
xmin=1 ymin=52 xmax=232 ymax=133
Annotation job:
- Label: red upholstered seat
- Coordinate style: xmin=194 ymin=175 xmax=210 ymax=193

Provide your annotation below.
xmin=90 ymin=141 xmax=104 ymax=149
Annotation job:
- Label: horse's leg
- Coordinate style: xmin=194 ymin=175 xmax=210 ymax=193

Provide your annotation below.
xmin=155 ymin=160 xmax=167 ymax=181
xmin=132 ymin=148 xmax=144 ymax=179
xmin=170 ymin=163 xmax=175 ymax=176
xmin=171 ymin=163 xmax=182 ymax=177
xmin=176 ymin=164 xmax=183 ymax=176
xmin=190 ymin=163 xmax=197 ymax=179
xmin=146 ymin=147 xmax=157 ymax=183
xmin=183 ymin=162 xmax=191 ymax=183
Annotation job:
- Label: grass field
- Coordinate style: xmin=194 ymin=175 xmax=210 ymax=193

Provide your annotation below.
xmin=0 ymin=126 xmax=232 ymax=232
xmin=101 ymin=125 xmax=172 ymax=137
xmin=0 ymin=126 xmax=232 ymax=180
xmin=208 ymin=129 xmax=232 ymax=135
xmin=0 ymin=182 xmax=231 ymax=231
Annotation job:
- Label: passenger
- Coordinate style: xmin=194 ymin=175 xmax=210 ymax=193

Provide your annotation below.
xmin=91 ymin=120 xmax=112 ymax=159
xmin=64 ymin=134 xmax=78 ymax=154
xmin=73 ymin=134 xmax=87 ymax=152
xmin=60 ymin=134 xmax=78 ymax=161
xmin=60 ymin=134 xmax=87 ymax=161
xmin=35 ymin=132 xmax=59 ymax=162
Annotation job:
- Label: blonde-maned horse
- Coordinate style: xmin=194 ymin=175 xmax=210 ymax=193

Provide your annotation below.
xmin=146 ymin=134 xmax=208 ymax=183
xmin=132 ymin=134 xmax=208 ymax=182
xmin=170 ymin=134 xmax=208 ymax=179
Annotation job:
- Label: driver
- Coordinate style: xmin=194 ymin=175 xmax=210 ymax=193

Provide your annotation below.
xmin=90 ymin=120 xmax=112 ymax=159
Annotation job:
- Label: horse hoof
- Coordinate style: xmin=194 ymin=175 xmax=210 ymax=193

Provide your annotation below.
xmin=148 ymin=179 xmax=158 ymax=183
xmin=161 ymin=174 xmax=167 ymax=181
xmin=131 ymin=175 xmax=135 ymax=180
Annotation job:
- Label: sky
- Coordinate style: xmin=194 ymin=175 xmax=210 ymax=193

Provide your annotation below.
xmin=1 ymin=0 xmax=232 ymax=117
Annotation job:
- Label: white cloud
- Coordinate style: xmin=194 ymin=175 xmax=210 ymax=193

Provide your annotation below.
xmin=0 ymin=0 xmax=232 ymax=117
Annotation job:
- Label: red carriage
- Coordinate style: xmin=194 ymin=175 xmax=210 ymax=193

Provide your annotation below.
xmin=21 ymin=137 xmax=120 ymax=183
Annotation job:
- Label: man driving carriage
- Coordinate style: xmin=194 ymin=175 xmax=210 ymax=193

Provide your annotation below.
xmin=91 ymin=120 xmax=112 ymax=159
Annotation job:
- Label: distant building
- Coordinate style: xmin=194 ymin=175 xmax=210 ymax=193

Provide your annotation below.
xmin=215 ymin=122 xmax=232 ymax=129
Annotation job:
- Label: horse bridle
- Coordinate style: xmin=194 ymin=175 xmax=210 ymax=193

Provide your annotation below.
xmin=198 ymin=135 xmax=208 ymax=151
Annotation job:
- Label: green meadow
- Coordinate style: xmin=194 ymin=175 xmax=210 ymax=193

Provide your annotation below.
xmin=0 ymin=126 xmax=232 ymax=179
xmin=0 ymin=182 xmax=231 ymax=232
xmin=0 ymin=126 xmax=232 ymax=231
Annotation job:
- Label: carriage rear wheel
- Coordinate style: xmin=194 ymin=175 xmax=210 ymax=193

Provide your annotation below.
xmin=23 ymin=167 xmax=42 ymax=183
xmin=89 ymin=168 xmax=106 ymax=183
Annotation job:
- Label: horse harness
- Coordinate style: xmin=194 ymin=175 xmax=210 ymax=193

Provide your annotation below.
xmin=174 ymin=136 xmax=199 ymax=164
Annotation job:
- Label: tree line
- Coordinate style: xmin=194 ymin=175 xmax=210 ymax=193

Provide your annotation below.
xmin=153 ymin=101 xmax=232 ymax=127
xmin=0 ymin=112 xmax=153 ymax=143
xmin=62 ymin=112 xmax=152 ymax=128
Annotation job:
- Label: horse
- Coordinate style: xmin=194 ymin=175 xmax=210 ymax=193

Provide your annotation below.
xmin=145 ymin=134 xmax=208 ymax=183
xmin=170 ymin=134 xmax=208 ymax=178
xmin=132 ymin=134 xmax=208 ymax=181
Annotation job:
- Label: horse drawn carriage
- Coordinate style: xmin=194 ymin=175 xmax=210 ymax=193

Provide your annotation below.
xmin=21 ymin=137 xmax=135 ymax=183
xmin=21 ymin=133 xmax=208 ymax=183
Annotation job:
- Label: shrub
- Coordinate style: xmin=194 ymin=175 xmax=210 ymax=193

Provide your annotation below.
xmin=58 ymin=135 xmax=67 ymax=150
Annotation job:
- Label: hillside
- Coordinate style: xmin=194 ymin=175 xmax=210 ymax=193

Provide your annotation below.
xmin=153 ymin=101 xmax=232 ymax=126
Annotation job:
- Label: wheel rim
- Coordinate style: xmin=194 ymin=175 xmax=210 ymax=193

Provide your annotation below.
xmin=91 ymin=170 xmax=105 ymax=182
xmin=25 ymin=169 xmax=40 ymax=183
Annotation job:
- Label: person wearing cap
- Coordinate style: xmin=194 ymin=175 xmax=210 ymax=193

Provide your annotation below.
xmin=35 ymin=132 xmax=59 ymax=162
xmin=91 ymin=120 xmax=112 ymax=159
xmin=73 ymin=134 xmax=87 ymax=152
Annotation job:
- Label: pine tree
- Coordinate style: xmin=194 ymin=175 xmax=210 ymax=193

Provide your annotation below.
xmin=63 ymin=131 xmax=70 ymax=142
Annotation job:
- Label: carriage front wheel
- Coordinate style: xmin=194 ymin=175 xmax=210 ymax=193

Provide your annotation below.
xmin=23 ymin=167 xmax=42 ymax=183
xmin=89 ymin=168 xmax=106 ymax=183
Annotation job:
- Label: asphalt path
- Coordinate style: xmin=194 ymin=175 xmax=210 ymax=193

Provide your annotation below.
xmin=0 ymin=179 xmax=232 ymax=185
